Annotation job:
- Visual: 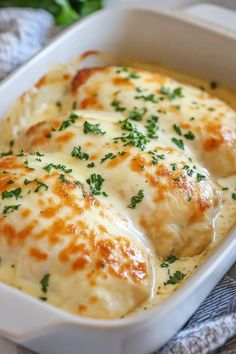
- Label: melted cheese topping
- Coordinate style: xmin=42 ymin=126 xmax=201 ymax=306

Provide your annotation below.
xmin=0 ymin=54 xmax=236 ymax=318
xmin=0 ymin=154 xmax=154 ymax=318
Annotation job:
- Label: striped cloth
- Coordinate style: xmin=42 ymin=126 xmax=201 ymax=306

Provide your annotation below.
xmin=0 ymin=8 xmax=53 ymax=80
xmin=0 ymin=7 xmax=235 ymax=354
xmin=158 ymin=276 xmax=236 ymax=353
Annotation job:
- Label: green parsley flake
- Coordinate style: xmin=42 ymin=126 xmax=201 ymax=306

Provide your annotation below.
xmin=7 ymin=180 xmax=14 ymax=185
xmin=196 ymin=173 xmax=206 ymax=183
xmin=128 ymin=190 xmax=144 ymax=209
xmin=30 ymin=151 xmax=44 ymax=157
xmin=101 ymin=151 xmax=125 ymax=164
xmin=59 ymin=174 xmax=70 ymax=183
xmin=59 ymin=113 xmax=80 ymax=131
xmin=210 ymin=81 xmax=218 ymax=89
xmin=171 ymin=137 xmax=184 ymax=150
xmin=148 ymin=151 xmax=165 ymax=165
xmin=145 ymin=115 xmax=159 ymax=139
xmin=34 ymin=181 xmax=49 ymax=193
xmin=43 ymin=164 xmax=72 ymax=174
xmin=2 ymin=204 xmax=21 ymax=216
xmin=0 ymin=150 xmax=12 ymax=158
xmin=114 ymin=130 xmax=149 ymax=151
xmin=135 ymin=93 xmax=158 ymax=103
xmin=17 ymin=150 xmax=25 ymax=157
xmin=71 ymin=146 xmax=89 ymax=160
xmin=173 ymin=124 xmax=182 ymax=136
xmin=39 ymin=297 xmax=47 ymax=302
xmin=184 ymin=131 xmax=195 ymax=140
xmin=164 ymin=270 xmax=186 ymax=285
xmin=56 ymin=101 xmax=62 ymax=108
xmin=40 ymin=274 xmax=50 ymax=293
xmin=2 ymin=187 xmax=21 ymax=200
xmin=83 ymin=121 xmax=105 ymax=135
xmin=232 ymin=193 xmax=236 ymax=200
xmin=87 ymin=162 xmax=95 ymax=168
xmin=183 ymin=165 xmax=194 ymax=177
xmin=86 ymin=174 xmax=107 ymax=197
xmin=160 ymin=86 xmax=184 ymax=100
xmin=116 ymin=67 xmax=140 ymax=80
xmin=161 ymin=254 xmax=179 ymax=268
xmin=119 ymin=119 xmax=133 ymax=131
xmin=111 ymin=99 xmax=126 ymax=112
xmin=128 ymin=107 xmax=147 ymax=121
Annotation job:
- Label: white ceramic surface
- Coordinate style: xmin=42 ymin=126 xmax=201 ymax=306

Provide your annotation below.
xmin=0 ymin=8 xmax=236 ymax=354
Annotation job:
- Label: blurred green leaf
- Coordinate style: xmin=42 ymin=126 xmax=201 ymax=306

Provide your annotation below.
xmin=0 ymin=0 xmax=102 ymax=26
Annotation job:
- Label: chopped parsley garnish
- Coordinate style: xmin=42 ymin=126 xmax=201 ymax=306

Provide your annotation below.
xmin=86 ymin=174 xmax=107 ymax=197
xmin=114 ymin=119 xmax=150 ymax=150
xmin=40 ymin=274 xmax=50 ymax=293
xmin=45 ymin=133 xmax=51 ymax=139
xmin=72 ymin=100 xmax=77 ymax=109
xmin=160 ymin=86 xmax=184 ymax=100
xmin=24 ymin=178 xmax=32 ymax=185
xmin=232 ymin=193 xmax=236 ymax=200
xmin=2 ymin=187 xmax=21 ymax=200
xmin=0 ymin=150 xmax=12 ymax=158
xmin=128 ymin=190 xmax=144 ymax=209
xmin=119 ymin=119 xmax=133 ymax=131
xmin=59 ymin=174 xmax=70 ymax=183
xmin=111 ymin=99 xmax=126 ymax=112
xmin=34 ymin=181 xmax=49 ymax=193
xmin=161 ymin=254 xmax=179 ymax=268
xmin=210 ymin=80 xmax=218 ymax=89
xmin=170 ymin=87 xmax=184 ymax=100
xmin=135 ymin=93 xmax=158 ymax=103
xmin=39 ymin=297 xmax=47 ymax=302
xmin=145 ymin=115 xmax=159 ymax=139
xmin=116 ymin=67 xmax=140 ymax=80
xmin=196 ymin=173 xmax=206 ymax=183
xmin=2 ymin=204 xmax=21 ymax=216
xmin=135 ymin=87 xmax=146 ymax=93
xmin=164 ymin=270 xmax=186 ymax=285
xmin=128 ymin=107 xmax=147 ymax=121
xmin=222 ymin=187 xmax=229 ymax=191
xmin=173 ymin=124 xmax=182 ymax=136
xmin=87 ymin=162 xmax=95 ymax=168
xmin=59 ymin=113 xmax=80 ymax=131
xmin=7 ymin=180 xmax=14 ymax=185
xmin=17 ymin=150 xmax=25 ymax=157
xmin=83 ymin=121 xmax=105 ymax=135
xmin=114 ymin=129 xmax=149 ymax=151
xmin=184 ymin=131 xmax=195 ymax=140
xmin=30 ymin=151 xmax=45 ymax=157
xmin=171 ymin=163 xmax=177 ymax=171
xmin=171 ymin=137 xmax=184 ymax=150
xmin=148 ymin=151 xmax=165 ymax=165
xmin=183 ymin=165 xmax=194 ymax=177
xmin=43 ymin=164 xmax=72 ymax=174
xmin=71 ymin=146 xmax=89 ymax=160
xmin=100 ymin=151 xmax=125 ymax=164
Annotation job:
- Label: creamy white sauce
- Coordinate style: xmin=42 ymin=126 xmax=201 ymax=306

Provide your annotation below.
xmin=0 ymin=54 xmax=235 ymax=317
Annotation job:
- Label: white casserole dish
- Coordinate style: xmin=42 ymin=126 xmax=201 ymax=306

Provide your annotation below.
xmin=0 ymin=7 xmax=236 ymax=354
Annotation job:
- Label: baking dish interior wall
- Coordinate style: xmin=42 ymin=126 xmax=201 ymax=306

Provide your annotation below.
xmin=0 ymin=9 xmax=236 ymax=119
